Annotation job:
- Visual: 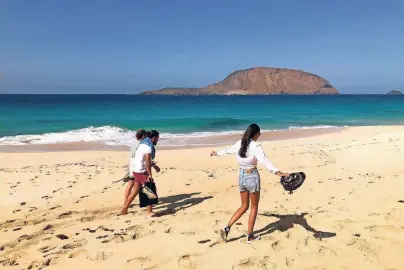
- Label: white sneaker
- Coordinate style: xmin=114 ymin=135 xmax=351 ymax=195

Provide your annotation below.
xmin=246 ymin=234 xmax=261 ymax=243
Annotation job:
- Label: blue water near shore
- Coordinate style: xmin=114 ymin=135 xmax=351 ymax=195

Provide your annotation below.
xmin=0 ymin=94 xmax=403 ymax=146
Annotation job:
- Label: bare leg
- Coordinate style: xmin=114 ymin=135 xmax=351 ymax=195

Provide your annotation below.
xmin=248 ymin=191 xmax=260 ymax=235
xmin=121 ymin=182 xmax=141 ymax=215
xmin=220 ymin=191 xmax=250 ymax=241
xmin=146 ymin=205 xmax=157 ymax=217
xmin=124 ymin=180 xmax=134 ymax=204
xmin=227 ymin=191 xmax=250 ymax=227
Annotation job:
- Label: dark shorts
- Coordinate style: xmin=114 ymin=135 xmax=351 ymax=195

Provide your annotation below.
xmin=133 ymin=172 xmax=149 ymax=185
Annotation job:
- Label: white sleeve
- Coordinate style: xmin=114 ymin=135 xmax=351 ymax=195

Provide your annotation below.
xmin=254 ymin=144 xmax=279 ymax=174
xmin=130 ymin=140 xmax=139 ymax=158
xmin=137 ymin=144 xmax=151 ymax=155
xmin=216 ymin=141 xmax=240 ymax=156
xmin=143 ymin=144 xmax=152 ymax=154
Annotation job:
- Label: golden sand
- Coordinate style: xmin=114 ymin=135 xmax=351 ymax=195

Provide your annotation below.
xmin=1 ymin=126 xmax=404 ymax=269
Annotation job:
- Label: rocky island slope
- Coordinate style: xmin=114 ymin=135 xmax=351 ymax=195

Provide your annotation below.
xmin=140 ymin=67 xmax=339 ymax=95
xmin=386 ymin=90 xmax=403 ymax=95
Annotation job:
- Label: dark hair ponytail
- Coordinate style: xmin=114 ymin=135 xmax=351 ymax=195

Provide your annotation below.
xmin=238 ymin=123 xmax=261 ymax=158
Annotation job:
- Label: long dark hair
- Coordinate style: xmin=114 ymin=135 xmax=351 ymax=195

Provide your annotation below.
xmin=238 ymin=123 xmax=260 ymax=158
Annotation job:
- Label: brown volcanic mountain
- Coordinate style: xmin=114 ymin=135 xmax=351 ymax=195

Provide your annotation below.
xmin=140 ymin=67 xmax=338 ymax=95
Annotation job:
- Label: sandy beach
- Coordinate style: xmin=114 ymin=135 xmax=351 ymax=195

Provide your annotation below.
xmin=1 ymin=125 xmax=404 ymax=269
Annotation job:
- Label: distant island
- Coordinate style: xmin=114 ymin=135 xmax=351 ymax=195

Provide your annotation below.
xmin=386 ymin=90 xmax=403 ymax=95
xmin=140 ymin=67 xmax=339 ymax=95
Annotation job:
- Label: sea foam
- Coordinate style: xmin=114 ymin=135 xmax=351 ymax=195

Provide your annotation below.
xmin=0 ymin=125 xmax=343 ymax=147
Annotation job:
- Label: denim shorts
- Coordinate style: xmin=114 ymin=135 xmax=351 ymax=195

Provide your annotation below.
xmin=238 ymin=168 xmax=261 ymax=193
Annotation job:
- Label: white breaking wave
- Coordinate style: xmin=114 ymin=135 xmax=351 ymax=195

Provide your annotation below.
xmin=0 ymin=126 xmax=132 ymax=146
xmin=288 ymin=125 xmax=344 ymax=130
xmin=0 ymin=125 xmax=343 ymax=146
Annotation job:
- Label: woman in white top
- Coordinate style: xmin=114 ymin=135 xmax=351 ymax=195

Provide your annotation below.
xmin=211 ymin=123 xmax=289 ymax=243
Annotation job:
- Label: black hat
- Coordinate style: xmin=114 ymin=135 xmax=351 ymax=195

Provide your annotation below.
xmin=280 ymin=172 xmax=306 ymax=194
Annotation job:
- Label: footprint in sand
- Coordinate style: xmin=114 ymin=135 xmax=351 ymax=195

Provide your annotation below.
xmin=43 ymin=224 xmax=53 ymax=231
xmin=57 ymin=211 xmax=78 ymax=219
xmin=197 ymin=239 xmax=211 ymax=244
xmin=232 ymin=258 xmax=256 ymax=269
xmin=178 ymin=255 xmax=196 ymax=269
xmin=125 ymin=225 xmax=148 ymax=236
xmin=100 ymin=231 xmax=134 ymax=243
xmin=317 ymin=245 xmax=338 ymax=257
xmin=181 ymin=230 xmax=198 ymax=236
xmin=62 ymin=239 xmax=87 ymax=250
xmin=28 ymin=256 xmax=60 ymax=269
xmin=38 ymin=245 xmax=58 ymax=253
xmin=87 ymin=251 xmax=113 ymax=261
xmin=256 ymin=257 xmax=277 ymax=270
xmin=232 ymin=257 xmax=277 ymax=270
xmin=29 ymin=207 xmax=38 ymax=212
xmin=0 ymin=258 xmax=19 ymax=267
xmin=103 ymin=235 xmax=131 ymax=243
xmin=68 ymin=249 xmax=88 ymax=258
xmin=346 ymin=237 xmax=381 ymax=257
xmin=0 ymin=251 xmax=27 ymax=266
xmin=271 ymin=240 xmax=283 ymax=252
xmin=285 ymin=257 xmax=295 ymax=268
xmin=100 ymin=226 xmax=114 ymax=232
xmin=127 ymin=256 xmax=151 ymax=264
xmin=55 ymin=234 xmax=69 ymax=240
xmin=296 ymin=237 xmax=311 ymax=253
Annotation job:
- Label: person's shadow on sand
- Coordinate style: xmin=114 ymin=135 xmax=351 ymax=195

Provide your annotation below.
xmin=228 ymin=212 xmax=336 ymax=242
xmin=153 ymin=192 xmax=213 ymax=216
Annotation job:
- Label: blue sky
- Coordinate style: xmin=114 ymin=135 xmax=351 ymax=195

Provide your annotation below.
xmin=0 ymin=0 xmax=403 ymax=94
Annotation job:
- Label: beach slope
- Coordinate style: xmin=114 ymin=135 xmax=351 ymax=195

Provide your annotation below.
xmin=1 ymin=126 xmax=404 ymax=269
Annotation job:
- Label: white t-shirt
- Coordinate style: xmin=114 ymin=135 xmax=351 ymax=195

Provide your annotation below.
xmin=130 ymin=143 xmax=152 ymax=173
xmin=130 ymin=140 xmax=139 ymax=158
xmin=127 ymin=140 xmax=140 ymax=177
xmin=216 ymin=139 xmax=279 ymax=174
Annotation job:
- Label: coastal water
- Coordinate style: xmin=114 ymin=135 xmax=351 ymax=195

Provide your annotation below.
xmin=1 ymin=94 xmax=404 ymax=146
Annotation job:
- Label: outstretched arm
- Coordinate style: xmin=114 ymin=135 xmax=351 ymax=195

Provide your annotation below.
xmin=211 ymin=141 xmax=240 ymax=157
xmin=255 ymin=145 xmax=288 ymax=176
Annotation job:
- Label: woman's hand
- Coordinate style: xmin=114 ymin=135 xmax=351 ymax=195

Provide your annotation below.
xmin=152 ymin=161 xmax=160 ymax=173
xmin=210 ymin=151 xmax=217 ymax=157
xmin=275 ymin=171 xmax=290 ymax=177
xmin=153 ymin=165 xmax=161 ymax=173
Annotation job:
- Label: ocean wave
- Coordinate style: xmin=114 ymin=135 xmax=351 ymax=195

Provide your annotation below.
xmin=288 ymin=125 xmax=344 ymax=130
xmin=0 ymin=125 xmax=343 ymax=146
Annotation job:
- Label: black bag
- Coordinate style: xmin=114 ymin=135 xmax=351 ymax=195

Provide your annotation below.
xmin=139 ymin=181 xmax=158 ymax=207
xmin=280 ymin=172 xmax=306 ymax=194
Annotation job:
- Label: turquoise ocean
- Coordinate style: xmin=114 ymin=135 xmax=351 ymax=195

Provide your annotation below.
xmin=1 ymin=94 xmax=404 ymax=147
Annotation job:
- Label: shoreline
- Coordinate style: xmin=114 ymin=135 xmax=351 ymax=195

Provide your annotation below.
xmin=0 ymin=127 xmax=344 ymax=153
